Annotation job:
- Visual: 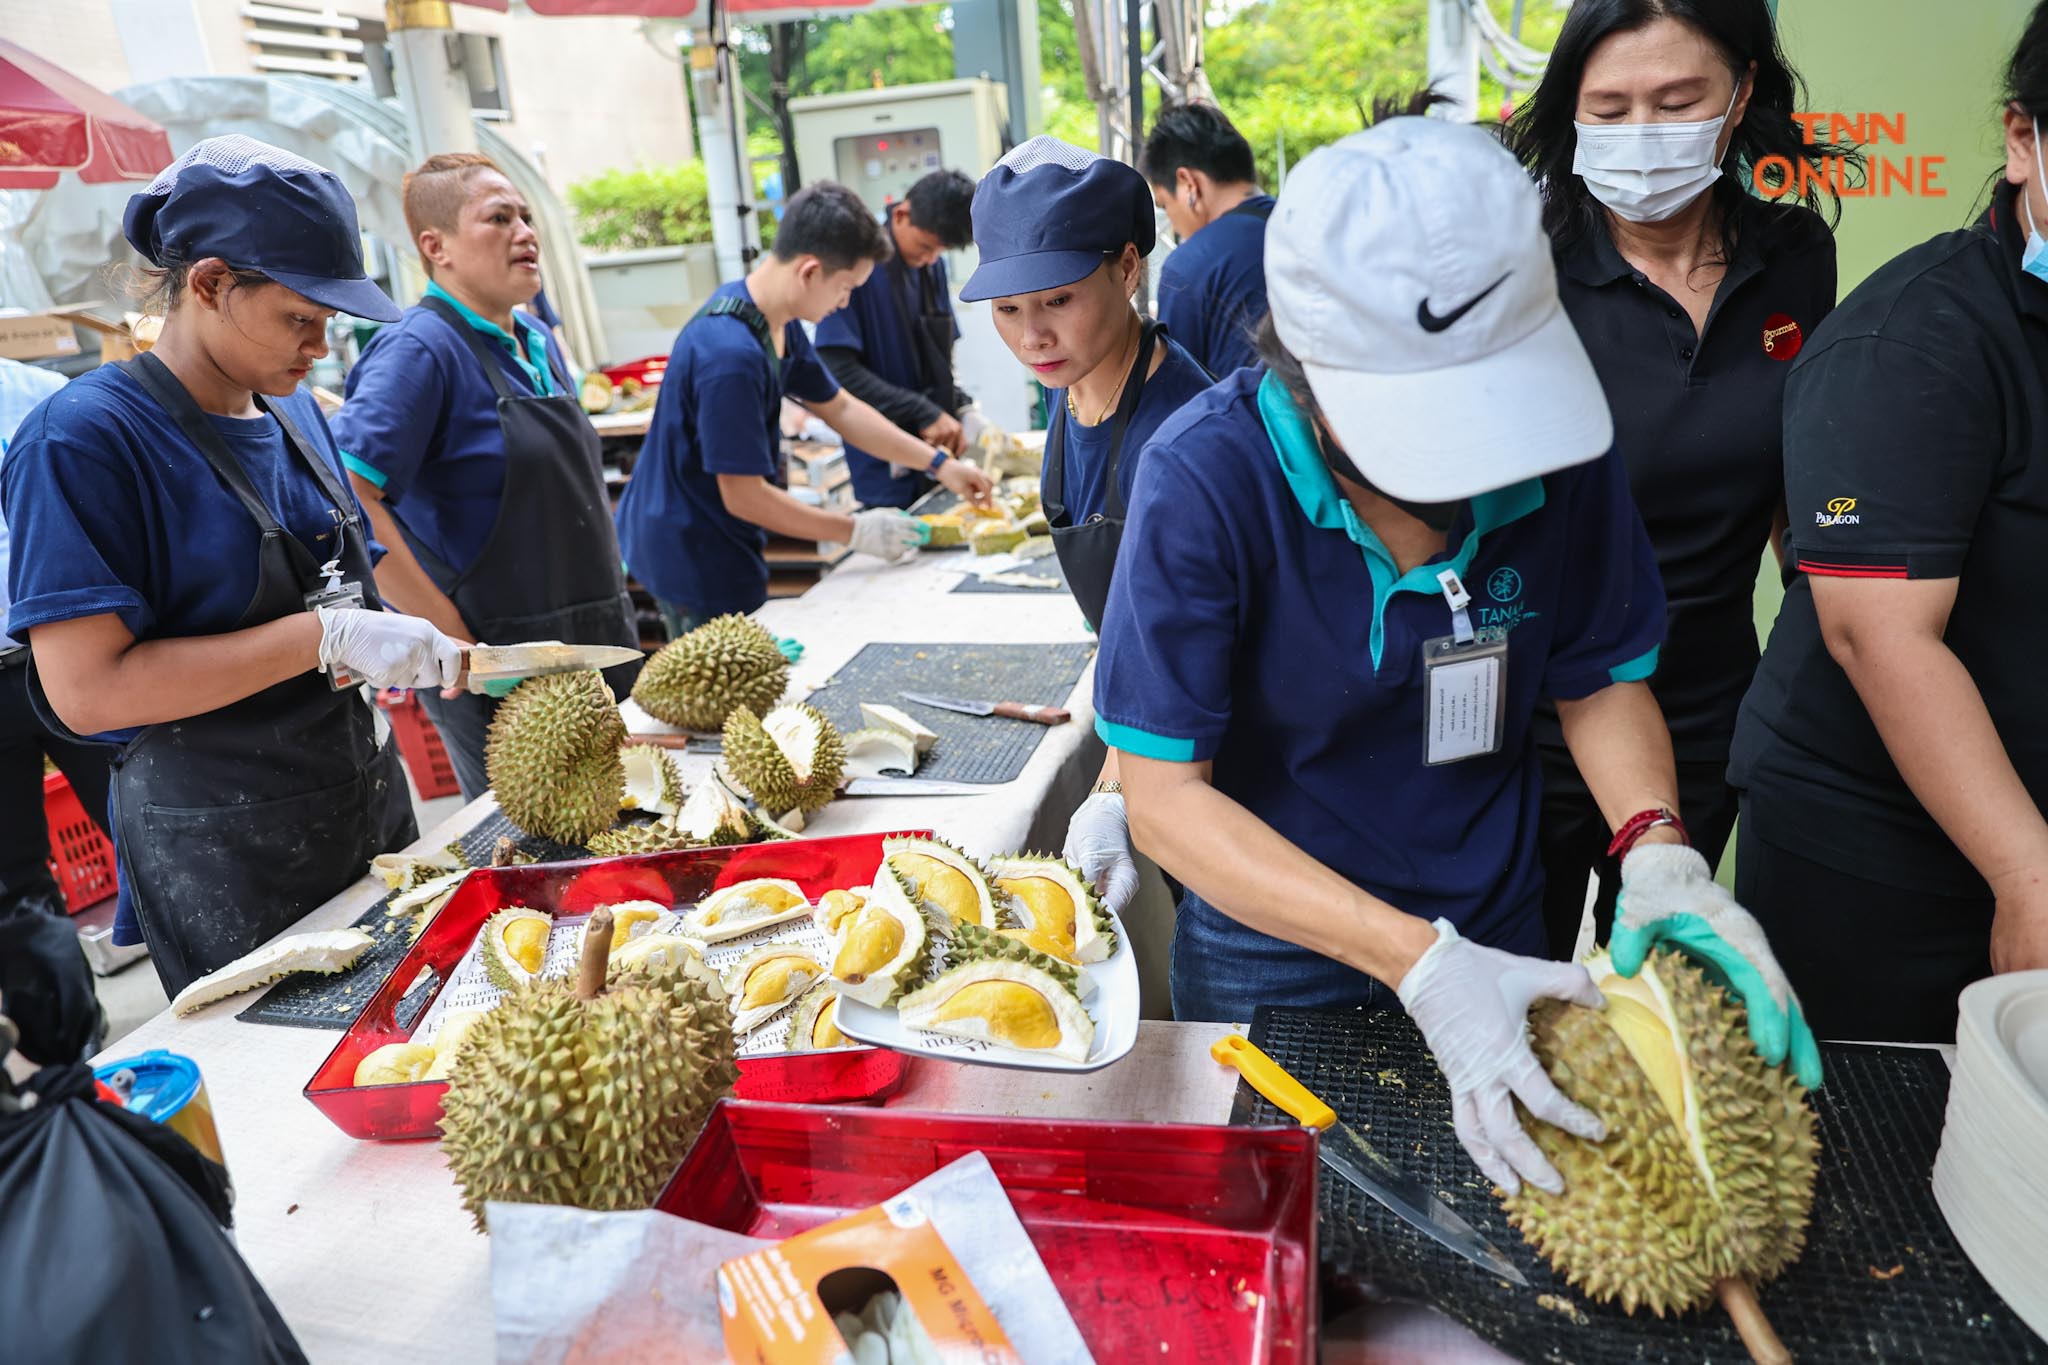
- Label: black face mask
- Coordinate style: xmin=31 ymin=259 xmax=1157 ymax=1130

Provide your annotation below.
xmin=1314 ymin=425 xmax=1466 ymax=532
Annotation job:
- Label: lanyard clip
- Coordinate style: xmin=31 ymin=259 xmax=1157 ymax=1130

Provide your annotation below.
xmin=1436 ymin=568 xmax=1475 ymax=645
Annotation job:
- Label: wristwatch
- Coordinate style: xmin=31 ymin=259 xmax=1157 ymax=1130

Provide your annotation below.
xmin=926 ymin=448 xmax=950 ymax=475
xmin=1091 ymin=779 xmax=1123 ymax=796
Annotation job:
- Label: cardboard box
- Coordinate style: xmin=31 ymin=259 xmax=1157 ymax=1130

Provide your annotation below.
xmin=0 ymin=306 xmax=157 ymax=364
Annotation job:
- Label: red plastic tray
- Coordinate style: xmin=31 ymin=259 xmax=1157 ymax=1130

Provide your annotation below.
xmin=304 ymin=832 xmax=926 ymax=1141
xmin=43 ymin=770 xmax=118 ymax=914
xmin=376 ymin=689 xmax=461 ymax=800
xmin=662 ymin=1100 xmax=1319 ymax=1364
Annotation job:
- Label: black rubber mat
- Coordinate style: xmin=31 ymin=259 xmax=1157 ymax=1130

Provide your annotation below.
xmin=803 ymin=641 xmax=1095 ymax=784
xmin=237 ymin=812 xmax=594 ymax=1029
xmin=949 ymin=552 xmax=1070 ymax=597
xmin=1233 ymin=1005 xmax=2044 ymax=1364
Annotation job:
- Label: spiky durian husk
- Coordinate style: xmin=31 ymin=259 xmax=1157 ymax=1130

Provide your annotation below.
xmin=631 ymin=614 xmax=789 ymax=731
xmin=722 ymin=703 xmax=845 ymax=815
xmin=884 ymin=835 xmax=998 ymax=933
xmin=949 ymin=920 xmax=1080 ymax=995
xmin=618 ymin=743 xmax=686 ymax=816
xmin=1498 ymin=950 xmax=1818 ymax=1316
xmin=439 ymin=975 xmax=735 ymax=1232
xmin=586 ymin=819 xmax=701 ymax=859
xmin=485 ymin=671 xmax=627 ymax=845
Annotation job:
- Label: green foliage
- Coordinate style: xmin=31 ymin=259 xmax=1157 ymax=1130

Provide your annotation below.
xmin=567 ymin=162 xmax=711 ymax=251
xmin=805 ymin=8 xmax=956 ymax=89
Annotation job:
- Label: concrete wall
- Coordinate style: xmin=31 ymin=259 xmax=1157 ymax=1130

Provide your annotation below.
xmin=0 ymin=0 xmax=696 ymax=199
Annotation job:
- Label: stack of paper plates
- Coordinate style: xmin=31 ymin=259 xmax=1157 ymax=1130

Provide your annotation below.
xmin=1932 ymin=969 xmax=2048 ymax=1340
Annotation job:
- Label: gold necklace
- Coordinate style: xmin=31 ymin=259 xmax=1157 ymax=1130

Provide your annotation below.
xmin=1064 ymin=324 xmax=1142 ymax=426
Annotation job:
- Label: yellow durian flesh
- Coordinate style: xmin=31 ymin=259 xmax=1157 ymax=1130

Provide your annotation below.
xmin=738 ymin=953 xmax=815 ymax=1011
xmin=423 ymin=1009 xmax=489 ymax=1081
xmin=931 ymin=981 xmax=1062 ymax=1050
xmin=605 ymin=903 xmax=671 ymax=953
xmin=354 ymin=1042 xmax=437 ymax=1087
xmin=997 ymin=876 xmax=1078 ymax=950
xmin=998 ymin=924 xmax=1079 ymax=965
xmin=893 ymin=853 xmax=980 ymax=925
xmin=832 ymin=906 xmax=906 ymax=983
xmin=502 ymin=917 xmax=549 ymax=974
xmin=817 ymin=888 xmax=868 ymax=937
xmin=699 ymin=884 xmax=803 ymax=927
xmin=810 ymin=995 xmax=847 ymax=1049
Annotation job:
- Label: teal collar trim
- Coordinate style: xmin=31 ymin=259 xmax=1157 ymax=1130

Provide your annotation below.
xmin=425 ymin=282 xmax=558 ymax=397
xmin=1254 ymin=371 xmax=1545 ymax=669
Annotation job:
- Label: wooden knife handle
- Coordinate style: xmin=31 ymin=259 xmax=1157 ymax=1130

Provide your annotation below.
xmin=991 ymin=701 xmax=1070 ymax=725
xmin=623 ymin=733 xmax=691 ymax=750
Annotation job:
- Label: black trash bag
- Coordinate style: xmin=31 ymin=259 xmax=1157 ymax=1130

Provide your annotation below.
xmin=0 ymin=1060 xmax=306 ymax=1365
xmin=0 ymin=909 xmax=104 ymax=1065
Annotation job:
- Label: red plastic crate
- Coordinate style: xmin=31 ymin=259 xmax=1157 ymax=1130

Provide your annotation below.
xmin=44 ymin=771 xmax=117 ymax=914
xmin=377 ymin=690 xmax=460 ymax=800
xmin=304 ymin=831 xmax=929 ymax=1141
xmin=662 ymin=1100 xmax=1319 ymax=1364
xmin=600 ymin=355 xmax=668 ymax=391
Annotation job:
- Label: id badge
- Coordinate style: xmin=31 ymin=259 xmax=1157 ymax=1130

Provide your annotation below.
xmin=1422 ymin=567 xmax=1506 ymax=766
xmin=305 ymin=575 xmax=367 ymax=692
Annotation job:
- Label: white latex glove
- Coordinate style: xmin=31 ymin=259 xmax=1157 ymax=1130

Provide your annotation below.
xmin=1063 ymin=791 xmax=1139 ymax=916
xmin=316 ymin=606 xmax=465 ymax=691
xmin=848 ymin=508 xmax=922 ymax=563
xmin=958 ymin=403 xmax=990 ymax=447
xmin=1396 ymin=918 xmax=1607 ymax=1195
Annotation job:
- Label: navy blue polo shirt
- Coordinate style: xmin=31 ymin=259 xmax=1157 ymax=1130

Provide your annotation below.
xmin=815 ymin=255 xmax=958 ymax=507
xmin=615 ymin=279 xmax=840 ymax=616
xmin=3 ymin=366 xmax=376 ymax=744
xmin=1049 ymin=335 xmax=1211 ymax=523
xmin=1094 ymin=370 xmax=1665 ymax=952
xmin=1155 ymin=195 xmax=1274 ymax=378
xmin=331 ymin=282 xmax=573 ymax=573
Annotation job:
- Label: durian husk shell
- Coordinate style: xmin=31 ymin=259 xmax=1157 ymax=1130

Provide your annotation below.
xmin=722 ymin=704 xmax=845 ymax=815
xmin=632 ymin=614 xmax=789 ymax=731
xmin=485 ymin=672 xmax=627 ymax=845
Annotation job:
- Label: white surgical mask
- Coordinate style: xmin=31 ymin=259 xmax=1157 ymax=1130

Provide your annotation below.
xmin=2022 ymin=118 xmax=2048 ymax=283
xmin=1572 ymin=86 xmax=1739 ymax=224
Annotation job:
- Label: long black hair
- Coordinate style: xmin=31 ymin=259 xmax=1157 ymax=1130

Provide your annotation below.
xmin=1502 ymin=0 xmax=1860 ymax=259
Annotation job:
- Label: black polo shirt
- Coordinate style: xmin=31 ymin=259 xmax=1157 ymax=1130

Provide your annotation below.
xmin=1538 ymin=200 xmax=1836 ymax=765
xmin=1730 ymin=181 xmax=2048 ymax=894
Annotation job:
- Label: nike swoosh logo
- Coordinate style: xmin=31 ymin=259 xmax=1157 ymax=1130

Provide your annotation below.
xmin=1417 ymin=272 xmax=1511 ymax=333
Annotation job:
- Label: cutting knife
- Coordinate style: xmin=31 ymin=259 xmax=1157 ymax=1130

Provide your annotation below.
xmin=458 ymin=643 xmax=643 ymax=694
xmin=1212 ymin=1034 xmax=1529 ymax=1286
xmin=898 ymin=690 xmax=1070 ymax=726
xmin=843 ymin=777 xmax=994 ymax=797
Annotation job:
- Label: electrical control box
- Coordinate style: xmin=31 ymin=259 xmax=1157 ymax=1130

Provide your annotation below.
xmin=789 ymin=79 xmax=1009 ymax=213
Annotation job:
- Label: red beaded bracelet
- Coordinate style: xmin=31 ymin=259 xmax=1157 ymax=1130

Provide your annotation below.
xmin=1606 ymin=807 xmax=1689 ymax=861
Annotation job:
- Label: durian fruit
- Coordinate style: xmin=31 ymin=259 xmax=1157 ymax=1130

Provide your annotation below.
xmin=607 ymin=932 xmax=713 ymax=982
xmin=486 ymin=671 xmax=628 ymax=845
xmin=386 ymin=868 xmax=468 ymax=942
xmin=858 ymin=703 xmax=938 ymax=755
xmin=722 ymin=945 xmax=825 ymax=1035
xmin=354 ymin=1041 xmax=438 ymax=1087
xmin=678 ymin=773 xmax=758 ymax=846
xmin=883 ymin=836 xmax=998 ymax=933
xmin=439 ymin=907 xmax=737 ymax=1231
xmin=989 ymin=855 xmax=1117 ymax=965
xmin=748 ymin=808 xmax=803 ymax=842
xmin=843 ymin=727 xmax=920 ymax=779
xmin=968 ymin=521 xmax=1028 ymax=556
xmin=898 ymin=957 xmax=1094 ymax=1063
xmin=619 ymin=743 xmax=685 ymax=816
xmin=481 ymin=906 xmax=554 ymax=992
xmin=1008 ymin=489 xmax=1042 ymax=519
xmin=1499 ymin=949 xmax=1818 ymax=1335
xmin=918 ymin=513 xmax=965 ymax=548
xmin=632 ymin=614 xmax=789 ymax=732
xmin=816 ymin=887 xmax=869 ymax=939
xmin=424 ymin=1008 xmax=490 ymax=1081
xmin=786 ymin=986 xmax=853 ymax=1052
xmin=722 ymin=704 xmax=846 ymax=816
xmin=579 ymin=901 xmax=675 ymax=957
xmin=829 ymin=864 xmax=929 ymax=1007
xmin=579 ymin=371 xmax=615 ymax=414
xmin=680 ymin=878 xmax=811 ymax=943
xmin=950 ymin=920 xmax=1081 ymax=993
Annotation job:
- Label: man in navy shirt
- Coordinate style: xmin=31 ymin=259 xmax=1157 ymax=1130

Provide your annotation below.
xmin=616 ymin=182 xmax=993 ymax=636
xmin=1140 ymin=103 xmax=1274 ymax=377
xmin=815 ymin=169 xmax=979 ymax=509
xmin=1093 ymin=118 xmax=1818 ymax=1197
xmin=334 ymin=152 xmax=638 ymax=798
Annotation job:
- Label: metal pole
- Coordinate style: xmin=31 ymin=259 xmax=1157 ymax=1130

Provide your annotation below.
xmin=1124 ymin=0 xmax=1145 ymax=158
xmin=1426 ymin=0 xmax=1480 ymax=122
xmin=687 ymin=26 xmax=758 ymax=282
xmin=386 ymin=0 xmax=477 ymax=161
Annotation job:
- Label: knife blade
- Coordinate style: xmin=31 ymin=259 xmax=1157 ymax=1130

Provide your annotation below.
xmin=460 ymin=642 xmax=643 ymax=692
xmin=843 ymin=777 xmax=995 ymax=797
xmin=898 ymin=690 xmax=1071 ymax=726
xmin=1211 ymin=1034 xmax=1529 ymax=1286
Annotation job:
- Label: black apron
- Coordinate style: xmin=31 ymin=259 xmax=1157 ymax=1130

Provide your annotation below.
xmin=1042 ymin=320 xmax=1162 ymax=632
xmin=397 ymin=298 xmax=639 ymax=693
xmin=74 ymin=354 xmax=416 ymax=997
xmin=882 ymin=256 xmax=960 ymax=415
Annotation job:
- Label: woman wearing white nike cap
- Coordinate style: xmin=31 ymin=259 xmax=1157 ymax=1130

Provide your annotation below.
xmin=1089 ymin=115 xmax=1818 ymax=1195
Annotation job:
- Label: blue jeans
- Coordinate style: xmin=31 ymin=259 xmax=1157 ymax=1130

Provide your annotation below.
xmin=1169 ymin=889 xmax=1401 ymax=1023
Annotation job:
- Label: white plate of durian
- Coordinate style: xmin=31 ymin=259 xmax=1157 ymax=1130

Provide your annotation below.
xmin=826 ymin=835 xmax=1138 ymax=1074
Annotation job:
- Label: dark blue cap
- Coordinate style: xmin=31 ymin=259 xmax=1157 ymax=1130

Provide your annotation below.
xmin=123 ymin=135 xmax=402 ymax=323
xmin=958 ymin=137 xmax=1157 ymax=302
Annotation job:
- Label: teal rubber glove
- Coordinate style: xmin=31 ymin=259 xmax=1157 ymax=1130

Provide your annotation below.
xmin=1611 ymin=844 xmax=1824 ymax=1089
xmin=482 ymin=677 xmax=523 ymax=699
xmin=774 ymin=635 xmax=804 ymax=664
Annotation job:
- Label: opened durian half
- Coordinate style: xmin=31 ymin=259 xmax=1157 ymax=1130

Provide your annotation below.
xmin=1500 ymin=949 xmax=1818 ymax=1322
xmin=577 ymin=901 xmax=677 ymax=958
xmin=828 ymin=863 xmax=929 ymax=1007
xmin=898 ymin=956 xmax=1094 ymax=1063
xmin=883 ymin=836 xmax=998 ymax=933
xmin=722 ymin=945 xmax=825 ymax=1036
xmin=481 ymin=906 xmax=554 ymax=992
xmin=680 ymin=878 xmax=811 ymax=943
xmin=722 ymin=704 xmax=846 ymax=816
xmin=988 ymin=854 xmax=1116 ymax=965
xmin=619 ymin=743 xmax=685 ymax=816
xmin=786 ymin=985 xmax=854 ymax=1052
